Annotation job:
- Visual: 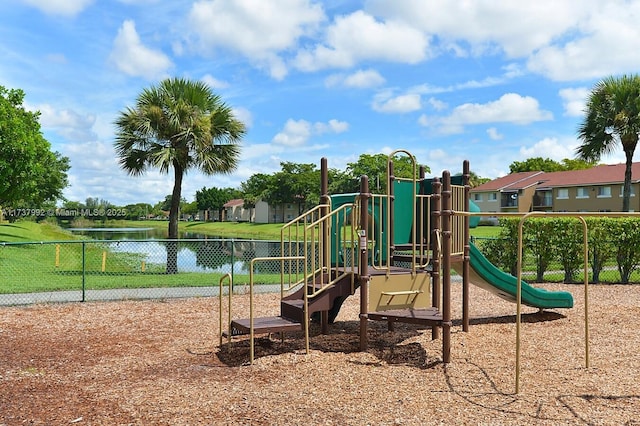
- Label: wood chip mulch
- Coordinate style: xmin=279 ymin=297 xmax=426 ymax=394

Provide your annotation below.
xmin=1 ymin=282 xmax=639 ymax=425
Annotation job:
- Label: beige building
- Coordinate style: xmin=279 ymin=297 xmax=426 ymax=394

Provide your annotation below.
xmin=471 ymin=163 xmax=640 ymax=213
xmin=222 ymin=199 xmax=299 ymax=223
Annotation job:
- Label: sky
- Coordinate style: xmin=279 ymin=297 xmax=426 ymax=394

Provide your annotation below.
xmin=2 ymin=0 xmax=640 ymax=207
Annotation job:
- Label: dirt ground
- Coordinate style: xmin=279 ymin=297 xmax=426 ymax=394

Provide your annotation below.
xmin=1 ymin=281 xmax=640 ymax=425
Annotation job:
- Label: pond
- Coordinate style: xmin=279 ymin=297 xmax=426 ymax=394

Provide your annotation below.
xmin=66 ymin=227 xmax=285 ymax=274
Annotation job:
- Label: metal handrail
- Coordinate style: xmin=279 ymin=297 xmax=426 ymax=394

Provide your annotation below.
xmin=218 ymin=273 xmax=233 ymax=347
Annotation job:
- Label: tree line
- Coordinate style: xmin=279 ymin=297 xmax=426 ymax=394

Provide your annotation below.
xmin=4 ymin=72 xmax=640 ymax=229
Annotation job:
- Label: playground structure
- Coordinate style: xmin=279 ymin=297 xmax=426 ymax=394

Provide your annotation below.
xmin=219 ymin=150 xmax=575 ymax=373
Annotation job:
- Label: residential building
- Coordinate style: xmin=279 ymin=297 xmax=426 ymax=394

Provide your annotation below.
xmin=471 ymin=163 xmax=640 ymax=213
xmin=221 ymin=199 xmax=299 ymax=223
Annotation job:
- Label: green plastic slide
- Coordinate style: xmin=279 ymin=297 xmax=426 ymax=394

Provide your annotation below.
xmin=452 ymin=243 xmax=573 ymax=309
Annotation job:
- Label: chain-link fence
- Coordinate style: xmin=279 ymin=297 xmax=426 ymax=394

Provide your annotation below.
xmin=473 ymin=236 xmax=640 ymax=284
xmin=0 ymin=239 xmax=311 ymax=305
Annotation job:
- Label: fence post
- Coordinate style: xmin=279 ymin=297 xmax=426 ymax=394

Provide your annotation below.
xmin=230 ymin=239 xmax=235 ymax=292
xmin=81 ymin=241 xmax=86 ymax=302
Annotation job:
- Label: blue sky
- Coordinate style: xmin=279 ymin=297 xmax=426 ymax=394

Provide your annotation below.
xmin=2 ymin=0 xmax=640 ymax=206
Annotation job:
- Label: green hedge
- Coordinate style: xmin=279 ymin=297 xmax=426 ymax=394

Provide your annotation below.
xmin=477 ymin=217 xmax=640 ymax=284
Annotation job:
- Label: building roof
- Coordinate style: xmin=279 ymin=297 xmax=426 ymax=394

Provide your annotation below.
xmin=223 ymin=199 xmax=244 ymax=207
xmin=472 ymin=162 xmax=640 ymax=192
xmin=472 ymin=171 xmax=544 ymax=192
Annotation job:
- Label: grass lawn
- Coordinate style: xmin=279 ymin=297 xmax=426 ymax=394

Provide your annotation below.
xmin=469 ymin=225 xmax=500 ymax=239
xmin=127 ymin=220 xmax=294 ymax=240
xmin=1 ymin=220 xmax=504 ymax=295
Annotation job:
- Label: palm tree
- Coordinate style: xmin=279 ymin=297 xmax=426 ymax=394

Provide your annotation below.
xmin=115 ymin=77 xmax=245 ymax=273
xmin=576 ymin=74 xmax=640 ymax=212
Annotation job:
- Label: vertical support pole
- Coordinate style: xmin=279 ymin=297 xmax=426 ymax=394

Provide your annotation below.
xmin=55 ymin=244 xmax=60 ymax=268
xmin=320 ymin=157 xmax=330 ymax=334
xmin=230 ymin=239 xmax=235 ymax=292
xmin=431 ymin=178 xmax=441 ymax=341
xmin=419 ymin=165 xmax=426 ymax=252
xmin=462 ymin=160 xmax=471 ymax=332
xmin=81 ymin=241 xmax=86 ymax=302
xmin=359 ymin=175 xmax=371 ymax=351
xmin=441 ymin=171 xmax=452 ymax=364
xmin=102 ymin=251 xmax=107 ymax=272
xmin=387 ymin=159 xmax=395 ymax=269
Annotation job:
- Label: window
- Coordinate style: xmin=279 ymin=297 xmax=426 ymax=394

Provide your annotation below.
xmin=619 ymin=185 xmax=636 ymax=197
xmin=557 ymin=188 xmax=568 ymax=199
xmin=597 ymin=186 xmax=611 ymax=198
xmin=535 ymin=190 xmax=552 ymax=207
xmin=473 ymin=193 xmax=482 ymax=202
xmin=501 ymin=192 xmax=518 ymax=208
xmin=488 ymin=193 xmax=497 ymax=201
xmin=576 ymin=187 xmax=589 ymax=198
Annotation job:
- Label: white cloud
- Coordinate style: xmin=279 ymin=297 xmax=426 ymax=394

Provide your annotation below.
xmin=117 ymin=0 xmax=160 ymax=4
xmin=188 ymin=0 xmax=325 ymax=80
xmin=372 ymin=92 xmax=422 ymax=114
xmin=427 ymin=97 xmax=447 ymax=111
xmin=29 ymin=103 xmax=97 ymax=142
xmin=293 ymin=10 xmax=428 ymax=71
xmin=412 ymin=65 xmax=522 ymax=96
xmin=527 ymin=2 xmax=640 ymax=81
xmin=272 ymin=118 xmax=349 ymax=146
xmin=325 ymin=69 xmax=385 ymax=88
xmin=366 ymin=0 xmax=588 ymax=57
xmin=519 ymin=137 xmax=578 ymax=161
xmin=201 ymin=74 xmax=229 ymax=89
xmin=22 ymin=0 xmax=94 ymax=17
xmin=273 ymin=119 xmax=312 ymax=147
xmin=109 ymin=20 xmax=173 ymax=80
xmin=367 ymin=1 xmax=640 ymax=82
xmin=232 ymin=107 xmax=253 ymax=129
xmin=314 ymin=119 xmax=349 ymax=134
xmin=486 ymin=127 xmax=503 ymax=140
xmin=433 ymin=93 xmax=553 ymax=134
xmin=559 ymin=87 xmax=589 ymax=117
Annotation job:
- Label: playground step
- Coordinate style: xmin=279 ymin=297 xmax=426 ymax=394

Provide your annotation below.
xmin=281 ymin=272 xmax=357 ymax=323
xmin=225 ymin=316 xmax=302 ymax=337
xmin=391 ymin=253 xmax=432 ymax=266
xmin=367 ymin=307 xmax=443 ymax=327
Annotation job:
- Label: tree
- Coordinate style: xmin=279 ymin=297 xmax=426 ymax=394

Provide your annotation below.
xmin=468 ymin=171 xmax=491 ymax=188
xmin=123 ymin=203 xmax=153 ymax=220
xmin=0 ymin=85 xmax=69 ymax=215
xmin=577 ymin=74 xmax=640 ymax=212
xmin=509 ymin=157 xmax=596 ymax=173
xmin=241 ymin=173 xmax=273 ymax=221
xmin=509 ymin=157 xmax=564 ymax=173
xmin=195 ymin=186 xmax=241 ymax=221
xmin=279 ymin=162 xmax=319 ymax=214
xmin=333 ymin=153 xmax=427 ymax=194
xmin=114 ymin=78 xmax=245 ymax=272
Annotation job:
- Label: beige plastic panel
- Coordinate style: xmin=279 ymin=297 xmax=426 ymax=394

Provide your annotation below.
xmin=368 ymin=273 xmax=432 ymax=312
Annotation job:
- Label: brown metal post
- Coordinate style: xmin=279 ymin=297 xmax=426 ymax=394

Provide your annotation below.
xmin=462 ymin=160 xmax=471 ymax=332
xmin=431 ymin=178 xmax=441 ymax=341
xmin=359 ymin=175 xmax=371 ymax=351
xmin=387 ymin=160 xmax=395 ymax=265
xmin=320 ymin=157 xmax=330 ymax=334
xmin=419 ymin=166 xmax=426 ymax=247
xmin=441 ymin=171 xmax=452 ymax=364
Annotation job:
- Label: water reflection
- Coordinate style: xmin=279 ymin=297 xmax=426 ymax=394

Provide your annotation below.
xmin=66 ymin=227 xmax=288 ymax=274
